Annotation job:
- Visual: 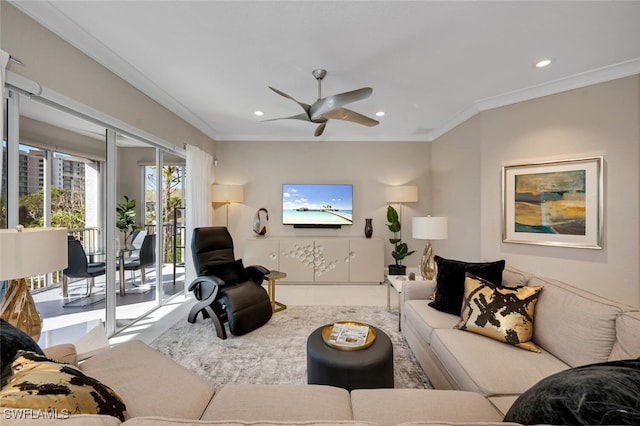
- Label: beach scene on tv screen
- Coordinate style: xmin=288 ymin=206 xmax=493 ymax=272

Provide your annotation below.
xmin=283 ymin=184 xmax=353 ymax=225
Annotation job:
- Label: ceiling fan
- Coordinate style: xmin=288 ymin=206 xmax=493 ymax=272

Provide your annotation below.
xmin=265 ymin=69 xmax=379 ymax=137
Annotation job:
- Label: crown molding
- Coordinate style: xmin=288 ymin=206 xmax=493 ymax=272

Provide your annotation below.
xmin=427 ymin=58 xmax=640 ymax=142
xmin=11 ymin=1 xmax=640 ymax=144
xmin=10 ymin=0 xmax=220 ymax=141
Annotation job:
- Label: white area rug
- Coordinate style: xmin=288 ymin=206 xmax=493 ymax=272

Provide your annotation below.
xmin=151 ymin=305 xmax=431 ymax=389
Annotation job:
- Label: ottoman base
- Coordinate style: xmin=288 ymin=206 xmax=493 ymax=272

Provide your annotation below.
xmin=307 ymin=325 xmax=394 ymax=391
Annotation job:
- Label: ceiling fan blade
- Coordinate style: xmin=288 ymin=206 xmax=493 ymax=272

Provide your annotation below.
xmin=262 ymin=113 xmax=311 ymax=122
xmin=310 ymin=87 xmax=373 ymax=121
xmin=314 ymin=122 xmax=327 ymax=137
xmin=321 ymin=107 xmax=379 ymax=127
xmin=268 ymin=86 xmax=311 ymax=114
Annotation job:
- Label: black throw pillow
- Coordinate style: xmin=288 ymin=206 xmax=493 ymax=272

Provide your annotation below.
xmin=0 ymin=318 xmax=45 ymax=373
xmin=428 ymin=256 xmax=505 ymax=315
xmin=504 ymin=359 xmax=640 ymax=425
xmin=203 ymin=259 xmax=250 ymax=285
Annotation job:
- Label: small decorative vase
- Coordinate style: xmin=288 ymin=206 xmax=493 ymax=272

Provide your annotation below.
xmin=364 ymin=218 xmax=373 ymax=238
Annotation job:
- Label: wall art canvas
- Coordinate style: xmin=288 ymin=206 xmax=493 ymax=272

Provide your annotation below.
xmin=502 ymin=157 xmax=603 ymax=249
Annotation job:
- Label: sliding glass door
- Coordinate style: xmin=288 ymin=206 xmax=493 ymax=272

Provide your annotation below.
xmin=3 ymin=79 xmax=186 ymax=345
xmin=4 ymin=89 xmax=109 ymax=346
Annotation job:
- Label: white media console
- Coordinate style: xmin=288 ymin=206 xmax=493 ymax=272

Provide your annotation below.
xmin=243 ymin=237 xmax=384 ymax=284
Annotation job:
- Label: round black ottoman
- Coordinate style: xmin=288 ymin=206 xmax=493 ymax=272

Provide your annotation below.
xmin=306 ymin=325 xmax=394 ymax=391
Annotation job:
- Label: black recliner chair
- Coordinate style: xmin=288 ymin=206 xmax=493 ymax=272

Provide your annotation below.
xmin=187 ymin=226 xmax=273 ymax=338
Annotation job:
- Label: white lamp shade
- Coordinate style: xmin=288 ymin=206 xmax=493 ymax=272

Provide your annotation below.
xmin=385 ymin=185 xmax=418 ymax=203
xmin=0 ymin=227 xmax=69 ymax=280
xmin=412 ymin=217 xmax=448 ymax=240
xmin=211 ymin=184 xmax=244 ymax=203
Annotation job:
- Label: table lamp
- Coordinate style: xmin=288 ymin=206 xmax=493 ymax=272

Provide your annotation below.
xmin=412 ymin=216 xmax=448 ymax=280
xmin=0 ymin=226 xmax=68 ymax=340
xmin=211 ymin=184 xmax=244 ymax=227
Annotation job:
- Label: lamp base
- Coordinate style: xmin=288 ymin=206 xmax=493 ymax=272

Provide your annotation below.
xmin=0 ymin=278 xmax=42 ymax=341
xmin=420 ymin=241 xmax=437 ymax=280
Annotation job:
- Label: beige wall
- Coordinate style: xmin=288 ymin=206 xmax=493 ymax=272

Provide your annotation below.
xmin=430 ymin=114 xmax=482 ymax=261
xmin=433 ymin=75 xmax=640 ymax=307
xmin=213 ymin=140 xmax=431 ymax=267
xmin=1 ymin=2 xmax=215 ymax=153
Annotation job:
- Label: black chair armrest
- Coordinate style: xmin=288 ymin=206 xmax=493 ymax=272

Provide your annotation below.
xmin=187 ymin=274 xmax=225 ymax=337
xmin=188 ymin=275 xmax=225 ymax=301
xmin=245 ymin=265 xmax=269 ymax=284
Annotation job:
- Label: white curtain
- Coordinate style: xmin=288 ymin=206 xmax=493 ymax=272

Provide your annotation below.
xmin=0 ymin=49 xmax=10 ymax=198
xmin=185 ymin=144 xmax=213 ymax=285
xmin=0 ymin=50 xmax=9 ymax=299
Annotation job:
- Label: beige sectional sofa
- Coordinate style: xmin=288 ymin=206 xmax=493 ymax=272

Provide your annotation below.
xmin=401 ymin=265 xmax=640 ymax=416
xmin=3 ymin=265 xmax=639 ymax=425
xmin=4 ymin=339 xmax=511 ymax=426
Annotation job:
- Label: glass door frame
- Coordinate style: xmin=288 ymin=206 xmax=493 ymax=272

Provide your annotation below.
xmin=4 ymin=73 xmax=186 ymax=338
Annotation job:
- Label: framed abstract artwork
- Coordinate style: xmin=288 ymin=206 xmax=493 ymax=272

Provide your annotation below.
xmin=502 ymin=156 xmax=603 ymax=249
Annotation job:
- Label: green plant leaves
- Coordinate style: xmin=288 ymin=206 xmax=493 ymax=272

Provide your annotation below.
xmin=386 ymin=205 xmax=415 ymax=265
xmin=116 ymin=195 xmax=137 ymax=243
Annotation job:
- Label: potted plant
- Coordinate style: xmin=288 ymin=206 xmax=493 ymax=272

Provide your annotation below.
xmin=386 ymin=205 xmax=415 ymax=275
xmin=116 ymin=195 xmax=138 ymax=246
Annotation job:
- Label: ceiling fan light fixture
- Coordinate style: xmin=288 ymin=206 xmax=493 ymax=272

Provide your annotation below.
xmin=254 ymin=110 xmax=264 ymax=116
xmin=265 ymin=68 xmax=379 ymax=137
xmin=376 ymin=111 xmax=385 ymax=117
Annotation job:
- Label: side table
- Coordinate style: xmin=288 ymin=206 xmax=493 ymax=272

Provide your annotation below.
xmin=264 ymin=270 xmax=287 ymax=313
xmin=387 ymin=273 xmax=431 ymax=331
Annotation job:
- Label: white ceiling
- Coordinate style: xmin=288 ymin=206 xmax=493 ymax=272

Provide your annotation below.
xmin=11 ymin=1 xmax=640 ymax=142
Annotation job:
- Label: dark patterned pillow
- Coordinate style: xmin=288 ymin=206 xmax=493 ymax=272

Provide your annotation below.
xmin=429 ymin=256 xmax=505 ymax=315
xmin=504 ymin=359 xmax=640 ymax=425
xmin=0 ymin=318 xmax=44 ymax=373
xmin=455 ymin=274 xmax=543 ymax=352
xmin=0 ymin=351 xmax=127 ymax=421
xmin=203 ymin=259 xmax=250 ymax=285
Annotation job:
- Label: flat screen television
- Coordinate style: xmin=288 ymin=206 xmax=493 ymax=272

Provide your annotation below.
xmin=282 ymin=184 xmax=353 ymax=228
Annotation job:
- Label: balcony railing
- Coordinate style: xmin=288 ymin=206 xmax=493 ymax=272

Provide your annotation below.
xmin=27 ymin=219 xmax=185 ymax=293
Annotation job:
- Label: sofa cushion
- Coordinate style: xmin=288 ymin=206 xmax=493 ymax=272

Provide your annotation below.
xmin=404 ymin=300 xmax=459 ymax=345
xmin=0 ymin=319 xmax=45 ymax=372
xmin=609 ymin=311 xmax=640 ymax=361
xmin=79 ymin=340 xmax=215 ymax=419
xmin=204 ymin=259 xmax=250 ymax=285
xmin=504 ymin=359 xmax=640 ymax=425
xmin=430 ymin=328 xmax=569 ymax=396
xmin=486 ymin=395 xmax=520 ymax=416
xmin=351 ymin=389 xmax=503 ymax=426
xmin=455 ymin=275 xmax=543 ymax=352
xmin=202 ymin=384 xmax=352 ymax=422
xmin=0 ymin=351 xmax=127 ymax=421
xmin=397 ymin=423 xmax=523 ymax=426
xmin=501 ymin=265 xmax=535 ymax=288
xmin=529 ymin=276 xmax=633 ymax=367
xmin=125 ymin=420 xmax=374 ymax=426
xmin=1 ymin=413 xmax=121 ymax=425
xmin=42 ymin=343 xmax=78 ymax=366
xmin=429 ymin=257 xmax=505 ymax=316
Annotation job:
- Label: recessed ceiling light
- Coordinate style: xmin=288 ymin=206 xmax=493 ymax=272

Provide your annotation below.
xmin=375 ymin=111 xmax=385 ymax=117
xmin=535 ymin=59 xmax=552 ymax=68
xmin=254 ymin=110 xmax=264 ymax=116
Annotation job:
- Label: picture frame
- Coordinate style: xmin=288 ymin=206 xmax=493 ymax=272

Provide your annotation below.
xmin=502 ymin=156 xmax=603 ymax=249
